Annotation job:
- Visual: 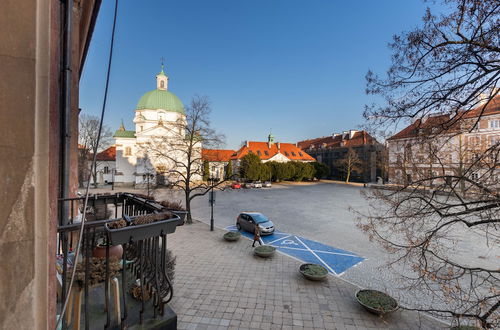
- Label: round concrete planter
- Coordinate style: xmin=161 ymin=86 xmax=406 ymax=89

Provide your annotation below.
xmin=355 ymin=289 xmax=398 ymax=315
xmin=223 ymin=231 xmax=241 ymax=242
xmin=299 ymin=263 xmax=328 ymax=281
xmin=254 ymin=245 xmax=276 ymax=258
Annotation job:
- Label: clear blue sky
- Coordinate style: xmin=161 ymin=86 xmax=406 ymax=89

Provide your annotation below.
xmin=80 ymin=0 xmax=430 ymax=150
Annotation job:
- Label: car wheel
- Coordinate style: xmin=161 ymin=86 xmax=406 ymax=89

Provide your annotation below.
xmin=236 ymin=223 xmax=241 ymax=230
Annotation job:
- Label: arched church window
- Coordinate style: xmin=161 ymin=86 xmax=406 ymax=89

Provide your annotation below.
xmin=125 ymin=147 xmax=132 ymax=156
xmin=160 ymin=80 xmax=164 ymax=88
xmin=140 ymin=126 xmax=143 ymax=132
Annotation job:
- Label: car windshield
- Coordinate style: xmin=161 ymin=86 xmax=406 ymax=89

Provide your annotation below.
xmin=251 ymin=213 xmax=269 ymax=224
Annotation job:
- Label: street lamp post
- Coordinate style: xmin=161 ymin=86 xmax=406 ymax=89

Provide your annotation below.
xmin=208 ymin=176 xmax=219 ymax=231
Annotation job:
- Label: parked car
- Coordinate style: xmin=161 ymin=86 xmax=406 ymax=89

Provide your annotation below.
xmin=243 ymin=182 xmax=253 ymax=188
xmin=263 ymin=181 xmax=272 ymax=188
xmin=231 ymin=182 xmax=241 ymax=189
xmin=236 ymin=212 xmax=275 ymax=235
xmin=253 ymin=181 xmax=263 ymax=188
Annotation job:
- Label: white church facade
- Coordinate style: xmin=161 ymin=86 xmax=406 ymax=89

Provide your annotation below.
xmin=113 ymin=67 xmax=200 ymax=187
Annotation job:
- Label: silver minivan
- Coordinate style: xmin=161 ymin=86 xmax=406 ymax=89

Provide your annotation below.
xmin=236 ymin=212 xmax=275 ymax=235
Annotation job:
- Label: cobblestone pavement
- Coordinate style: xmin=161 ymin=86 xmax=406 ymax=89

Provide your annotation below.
xmin=168 ymin=221 xmax=446 ymax=330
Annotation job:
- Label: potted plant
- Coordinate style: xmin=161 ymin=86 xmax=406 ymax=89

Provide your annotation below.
xmin=160 ymin=200 xmax=188 ymax=225
xmin=105 ymin=212 xmax=180 ymax=245
xmin=223 ymin=231 xmax=241 ymax=241
xmin=299 ymin=263 xmax=328 ymax=281
xmin=254 ymin=245 xmax=276 ymax=258
xmin=92 ymin=236 xmax=124 ymax=259
xmin=355 ymin=289 xmax=398 ymax=315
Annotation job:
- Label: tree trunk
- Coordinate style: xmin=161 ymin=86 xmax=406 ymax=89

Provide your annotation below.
xmin=185 ymin=188 xmax=192 ymax=224
xmin=345 ymin=168 xmax=351 ymax=183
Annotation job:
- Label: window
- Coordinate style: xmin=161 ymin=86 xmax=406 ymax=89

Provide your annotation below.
xmin=264 ymin=151 xmax=269 ymax=156
xmin=490 ymin=136 xmax=499 ymax=146
xmin=291 ymin=152 xmax=296 ymax=156
xmin=160 ymin=80 xmax=164 ymax=88
xmin=248 ymin=150 xmax=253 ymax=154
xmin=468 ymin=136 xmax=480 ymax=148
xmin=212 ymin=166 xmax=216 ymax=171
xmin=489 ymin=119 xmax=499 ymax=129
xmin=284 ymin=151 xmax=289 ymax=156
xmin=298 ymin=152 xmax=303 ymax=156
xmin=471 ymin=172 xmax=479 ymax=181
xmin=140 ymin=126 xmax=143 ymax=132
xmin=257 ymin=150 xmax=261 ymax=156
xmin=125 ymin=147 xmax=132 ymax=156
xmin=103 ymin=166 xmax=109 ymax=174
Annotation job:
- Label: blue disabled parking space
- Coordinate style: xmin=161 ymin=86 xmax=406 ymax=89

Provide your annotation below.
xmin=225 ymin=226 xmax=365 ymax=276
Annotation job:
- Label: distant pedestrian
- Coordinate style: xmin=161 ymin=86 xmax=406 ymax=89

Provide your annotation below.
xmin=252 ymin=222 xmax=262 ymax=247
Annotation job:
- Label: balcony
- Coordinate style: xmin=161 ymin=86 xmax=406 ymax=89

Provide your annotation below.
xmin=56 ymin=193 xmax=180 ymax=329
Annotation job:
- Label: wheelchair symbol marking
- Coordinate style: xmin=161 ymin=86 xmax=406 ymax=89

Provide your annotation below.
xmin=281 ymin=239 xmax=299 ymax=246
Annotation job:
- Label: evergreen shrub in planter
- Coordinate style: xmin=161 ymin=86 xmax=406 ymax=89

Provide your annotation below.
xmin=355 ymin=289 xmax=398 ymax=315
xmin=254 ymin=245 xmax=275 ymax=258
xmin=299 ymin=263 xmax=328 ymax=281
xmin=223 ymin=231 xmax=241 ymax=241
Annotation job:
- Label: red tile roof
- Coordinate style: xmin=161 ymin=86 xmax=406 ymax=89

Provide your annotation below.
xmin=298 ymin=131 xmax=375 ymax=150
xmin=94 ymin=146 xmax=116 ymax=161
xmin=202 ymin=149 xmax=235 ymax=162
xmin=388 ymin=96 xmax=500 ymax=141
xmin=232 ymin=142 xmax=315 ymax=161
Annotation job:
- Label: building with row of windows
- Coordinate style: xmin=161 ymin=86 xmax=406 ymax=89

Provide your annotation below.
xmin=202 ymin=133 xmax=315 ymax=180
xmin=298 ymin=130 xmax=385 ymax=183
xmin=386 ymin=95 xmax=500 ymax=188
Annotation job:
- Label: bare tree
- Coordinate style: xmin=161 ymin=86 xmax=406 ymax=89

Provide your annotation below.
xmin=360 ymin=1 xmax=500 ymax=328
xmin=78 ymin=114 xmax=113 ymax=187
xmin=147 ymin=95 xmax=226 ymax=224
xmin=337 ymin=147 xmax=362 ymax=183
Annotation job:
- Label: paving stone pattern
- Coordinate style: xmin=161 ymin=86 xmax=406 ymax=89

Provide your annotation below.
xmin=168 ymin=221 xmax=446 ymax=330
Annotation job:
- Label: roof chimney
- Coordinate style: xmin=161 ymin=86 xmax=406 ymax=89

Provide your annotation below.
xmin=349 ymin=130 xmax=358 ymax=139
xmin=277 ymin=142 xmax=280 ymax=150
xmin=246 ymin=141 xmax=249 ymax=147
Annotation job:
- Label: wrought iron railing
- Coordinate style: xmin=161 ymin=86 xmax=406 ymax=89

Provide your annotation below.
xmin=56 ymin=193 xmax=179 ymax=329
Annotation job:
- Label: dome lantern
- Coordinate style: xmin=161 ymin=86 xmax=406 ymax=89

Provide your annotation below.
xmin=156 ymin=63 xmax=168 ymax=90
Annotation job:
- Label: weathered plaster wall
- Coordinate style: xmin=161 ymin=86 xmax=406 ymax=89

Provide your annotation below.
xmin=0 ymin=0 xmax=51 ymax=328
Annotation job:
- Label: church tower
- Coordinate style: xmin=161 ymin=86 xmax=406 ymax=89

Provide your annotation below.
xmin=156 ymin=64 xmax=169 ymax=90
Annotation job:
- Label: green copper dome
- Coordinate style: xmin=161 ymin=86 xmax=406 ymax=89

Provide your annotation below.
xmin=136 ymin=89 xmax=185 ymax=113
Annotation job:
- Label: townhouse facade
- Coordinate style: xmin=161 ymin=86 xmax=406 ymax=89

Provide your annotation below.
xmin=387 ymin=97 xmax=500 ymax=189
xmin=298 ymin=130 xmax=385 ymax=183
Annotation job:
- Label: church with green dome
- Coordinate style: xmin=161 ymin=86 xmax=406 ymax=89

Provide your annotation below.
xmin=112 ymin=66 xmax=197 ymax=186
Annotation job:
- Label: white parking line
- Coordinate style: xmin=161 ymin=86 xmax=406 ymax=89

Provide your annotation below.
xmin=295 ymin=236 xmax=337 ymax=275
xmin=272 ymin=245 xmax=359 ymax=257
xmin=265 ymin=235 xmax=291 ymax=245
